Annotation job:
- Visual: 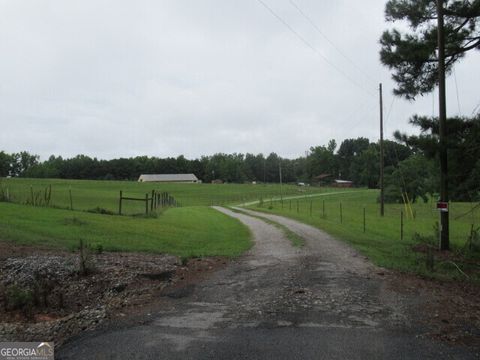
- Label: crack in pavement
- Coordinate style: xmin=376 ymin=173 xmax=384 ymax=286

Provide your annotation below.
xmin=58 ymin=207 xmax=478 ymax=359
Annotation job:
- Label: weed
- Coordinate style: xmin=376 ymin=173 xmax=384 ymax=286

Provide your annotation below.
xmin=92 ymin=243 xmax=104 ymax=254
xmin=412 ymin=232 xmax=436 ymax=271
xmin=180 ymin=256 xmax=189 ymax=266
xmin=78 ymin=238 xmax=95 ymax=276
xmin=5 ymin=284 xmax=34 ymax=318
xmin=0 ymin=183 xmax=12 ymax=202
xmin=25 ymin=185 xmax=52 ymax=207
xmin=31 ymin=272 xmax=56 ymax=308
xmin=465 ymin=225 xmax=480 ymax=253
xmin=87 ymin=207 xmax=115 ymax=215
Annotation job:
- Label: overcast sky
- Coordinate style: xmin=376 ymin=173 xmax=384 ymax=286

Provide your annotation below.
xmin=1 ymin=0 xmax=479 ymax=160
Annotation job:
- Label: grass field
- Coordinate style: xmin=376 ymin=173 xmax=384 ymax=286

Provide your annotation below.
xmin=246 ymin=190 xmax=480 ymax=281
xmin=0 ymin=202 xmax=252 ymax=258
xmin=0 ymin=178 xmax=352 ymax=258
xmin=0 ymin=178 xmax=334 ymax=215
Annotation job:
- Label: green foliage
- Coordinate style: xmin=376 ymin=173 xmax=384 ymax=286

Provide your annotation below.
xmin=395 ymin=114 xmax=480 ymax=201
xmin=308 ymin=141 xmax=338 ymax=180
xmin=92 ymin=243 xmax=104 ymax=254
xmin=78 ymin=238 xmax=95 ymax=276
xmin=5 ymin=284 xmax=34 ymax=316
xmin=337 ymin=137 xmax=370 ymax=180
xmin=0 ymin=151 xmax=12 ymax=177
xmin=349 ymin=145 xmax=379 ymax=188
xmin=0 ymin=182 xmax=12 ymax=202
xmin=384 ymin=154 xmax=435 ymax=203
xmin=380 ymin=0 xmax=480 ymax=99
xmin=465 ymin=225 xmax=480 ymax=253
xmin=0 ymin=135 xmax=411 ymax=189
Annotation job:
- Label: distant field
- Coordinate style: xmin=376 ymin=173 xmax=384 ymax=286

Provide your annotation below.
xmin=0 ymin=178 xmax=354 ymax=258
xmin=0 ymin=178 xmax=335 ymax=215
xmin=0 ymin=203 xmax=252 ymax=258
xmin=246 ymin=191 xmax=480 ymax=280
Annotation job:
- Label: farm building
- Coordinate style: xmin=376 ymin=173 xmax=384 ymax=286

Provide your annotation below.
xmin=333 ymin=179 xmax=353 ymax=188
xmin=313 ymin=173 xmax=333 ymax=185
xmin=138 ymin=174 xmax=199 ymax=183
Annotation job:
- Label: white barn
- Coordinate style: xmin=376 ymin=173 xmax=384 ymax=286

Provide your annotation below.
xmin=138 ymin=174 xmax=199 ymax=183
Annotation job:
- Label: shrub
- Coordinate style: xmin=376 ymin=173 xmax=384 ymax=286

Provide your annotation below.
xmin=5 ymin=284 xmax=34 ymax=318
xmin=78 ymin=239 xmax=95 ymax=275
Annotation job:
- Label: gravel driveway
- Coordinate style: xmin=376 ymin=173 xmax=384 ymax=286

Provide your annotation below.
xmin=57 ymin=207 xmax=478 ymax=359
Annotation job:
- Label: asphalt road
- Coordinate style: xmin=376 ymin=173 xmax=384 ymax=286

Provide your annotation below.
xmin=58 ymin=207 xmax=478 ymax=359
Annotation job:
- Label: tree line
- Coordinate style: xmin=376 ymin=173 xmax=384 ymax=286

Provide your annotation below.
xmin=0 ymin=138 xmax=410 ymax=185
xmin=2 ymin=114 xmax=479 ymax=202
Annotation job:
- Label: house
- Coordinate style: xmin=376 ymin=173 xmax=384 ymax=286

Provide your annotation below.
xmin=138 ymin=174 xmax=199 ymax=183
xmin=313 ymin=173 xmax=333 ymax=185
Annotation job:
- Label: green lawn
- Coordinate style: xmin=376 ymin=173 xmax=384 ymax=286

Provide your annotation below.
xmin=0 ymin=178 xmax=335 ymax=215
xmin=0 ymin=203 xmax=252 ymax=258
xmin=246 ymin=190 xmax=480 ymax=280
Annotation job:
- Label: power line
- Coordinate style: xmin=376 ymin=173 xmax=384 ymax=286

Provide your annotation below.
xmin=471 ymin=100 xmax=480 ymax=115
xmin=288 ymin=0 xmax=377 ymax=86
xmin=384 ymin=95 xmax=396 ymax=127
xmin=255 ymin=0 xmax=376 ymax=97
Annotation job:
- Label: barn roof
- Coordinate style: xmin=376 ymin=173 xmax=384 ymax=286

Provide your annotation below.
xmin=138 ymin=174 xmax=198 ymax=182
xmin=334 ymin=179 xmax=353 ymax=184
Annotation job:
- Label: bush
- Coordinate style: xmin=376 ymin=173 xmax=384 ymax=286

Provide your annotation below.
xmin=5 ymin=284 xmax=34 ymax=318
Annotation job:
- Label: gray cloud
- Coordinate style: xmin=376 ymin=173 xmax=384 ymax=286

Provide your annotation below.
xmin=1 ymin=0 xmax=479 ymax=160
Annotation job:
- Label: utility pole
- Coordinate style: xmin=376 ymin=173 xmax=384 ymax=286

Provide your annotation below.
xmin=305 ymin=150 xmax=309 ymax=182
xmin=379 ymin=83 xmax=385 ymax=217
xmin=437 ymin=0 xmax=449 ymax=250
xmin=263 ymin=158 xmax=266 ymax=185
xmin=279 ymin=160 xmax=283 ymax=201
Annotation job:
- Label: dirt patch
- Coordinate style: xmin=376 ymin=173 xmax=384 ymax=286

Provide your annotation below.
xmin=0 ymin=241 xmax=227 ymax=345
xmin=386 ymin=271 xmax=480 ymax=347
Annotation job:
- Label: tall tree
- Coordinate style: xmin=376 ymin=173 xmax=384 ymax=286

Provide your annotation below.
xmin=380 ymin=0 xmax=480 ymax=99
xmin=394 ymin=114 xmax=480 ymax=200
xmin=338 ymin=138 xmax=370 ymax=180
xmin=0 ymin=151 xmax=12 ymax=177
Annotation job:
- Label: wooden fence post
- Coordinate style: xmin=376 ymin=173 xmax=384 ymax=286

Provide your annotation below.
xmin=340 ymin=202 xmax=343 ymax=224
xmin=119 ymin=190 xmax=123 ymax=215
xmin=296 ymin=200 xmax=299 ymax=213
xmin=400 ymin=211 xmax=404 ymax=240
xmin=322 ymin=200 xmax=325 ymax=218
xmin=151 ymin=190 xmax=155 ymax=211
xmin=145 ymin=193 xmax=149 ymax=214
xmin=363 ymin=207 xmax=366 ymax=233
